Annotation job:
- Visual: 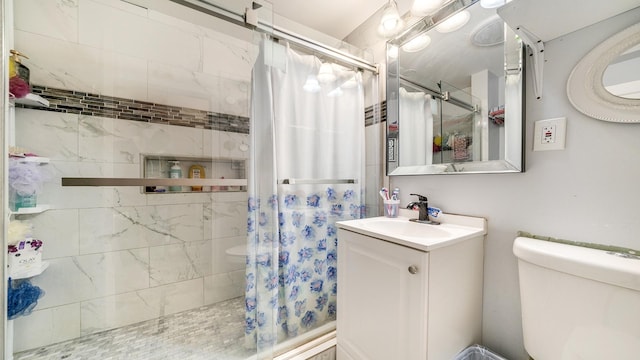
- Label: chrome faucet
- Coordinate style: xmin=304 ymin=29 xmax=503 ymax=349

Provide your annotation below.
xmin=406 ymin=193 xmax=440 ymax=225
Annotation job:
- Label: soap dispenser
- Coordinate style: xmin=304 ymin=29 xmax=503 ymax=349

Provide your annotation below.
xmin=169 ymin=161 xmax=182 ymax=192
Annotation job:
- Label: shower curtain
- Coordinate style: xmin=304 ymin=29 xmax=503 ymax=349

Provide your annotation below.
xmin=399 ymin=87 xmax=433 ymax=166
xmin=245 ymin=39 xmax=365 ymax=351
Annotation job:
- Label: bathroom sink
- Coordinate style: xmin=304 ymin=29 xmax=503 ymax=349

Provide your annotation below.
xmin=337 ymin=214 xmax=486 ymax=251
xmin=359 ymin=218 xmax=450 ymax=238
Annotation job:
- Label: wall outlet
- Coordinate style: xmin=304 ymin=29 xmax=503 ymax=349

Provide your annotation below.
xmin=542 ymin=124 xmax=555 ymax=143
xmin=534 ymin=117 xmax=566 ymax=151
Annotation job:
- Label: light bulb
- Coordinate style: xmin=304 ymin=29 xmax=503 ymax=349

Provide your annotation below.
xmin=411 ymin=0 xmax=444 ymax=17
xmin=480 ymin=0 xmax=506 ymax=9
xmin=384 ymin=18 xmax=399 ymax=30
xmin=435 ymin=10 xmax=470 ymax=33
xmin=381 ymin=2 xmax=401 ymax=28
xmin=378 ymin=0 xmax=404 ymax=37
xmin=401 ymin=34 xmax=431 ymax=52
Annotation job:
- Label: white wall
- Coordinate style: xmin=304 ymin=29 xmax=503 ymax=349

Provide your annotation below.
xmin=390 ymin=7 xmax=640 ymax=359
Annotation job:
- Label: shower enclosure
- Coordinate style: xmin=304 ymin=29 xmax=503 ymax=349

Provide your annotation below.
xmin=398 ymin=79 xmax=481 ymax=168
xmin=2 ymin=0 xmax=382 ymax=359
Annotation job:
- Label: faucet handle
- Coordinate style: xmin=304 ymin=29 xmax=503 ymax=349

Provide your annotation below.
xmin=409 ymin=193 xmax=428 ymax=202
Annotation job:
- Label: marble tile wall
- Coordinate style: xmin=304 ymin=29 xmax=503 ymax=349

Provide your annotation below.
xmin=365 ymin=122 xmax=386 ymax=217
xmin=12 ymin=107 xmax=248 ymax=352
xmin=13 ymin=0 xmax=257 ymax=116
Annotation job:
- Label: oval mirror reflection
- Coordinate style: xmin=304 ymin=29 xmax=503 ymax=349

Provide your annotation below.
xmin=602 ymin=43 xmax=640 ymax=99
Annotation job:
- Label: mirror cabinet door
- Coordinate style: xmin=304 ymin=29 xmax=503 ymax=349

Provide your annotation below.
xmin=386 ymin=0 xmax=524 ymax=175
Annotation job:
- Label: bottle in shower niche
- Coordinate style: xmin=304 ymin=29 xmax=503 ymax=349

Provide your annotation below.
xmin=188 ymin=164 xmax=205 ymax=192
xmin=169 ymin=161 xmax=182 ymax=192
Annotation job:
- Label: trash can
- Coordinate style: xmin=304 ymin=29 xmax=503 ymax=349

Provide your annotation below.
xmin=454 ymin=344 xmax=508 ymax=360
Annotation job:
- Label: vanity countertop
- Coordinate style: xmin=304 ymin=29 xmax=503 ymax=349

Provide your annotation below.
xmin=337 ymin=211 xmax=486 ymax=252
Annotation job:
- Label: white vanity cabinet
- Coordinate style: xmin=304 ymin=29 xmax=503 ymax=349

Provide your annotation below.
xmin=336 ymin=214 xmax=486 ymax=360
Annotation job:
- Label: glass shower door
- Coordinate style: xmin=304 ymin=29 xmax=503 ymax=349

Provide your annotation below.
xmin=5 ymin=0 xmax=272 ymax=359
xmin=435 ymin=81 xmax=481 ymax=165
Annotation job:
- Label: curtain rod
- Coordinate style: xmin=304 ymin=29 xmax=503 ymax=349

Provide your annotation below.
xmin=168 ymin=0 xmax=379 ymax=74
xmin=400 ymin=76 xmax=478 ymax=113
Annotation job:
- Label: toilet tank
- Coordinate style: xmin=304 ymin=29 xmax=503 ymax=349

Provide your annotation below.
xmin=513 ymin=237 xmax=640 ymax=360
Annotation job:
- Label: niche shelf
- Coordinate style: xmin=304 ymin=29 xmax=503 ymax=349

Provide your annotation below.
xmin=142 ymin=154 xmax=247 ymax=194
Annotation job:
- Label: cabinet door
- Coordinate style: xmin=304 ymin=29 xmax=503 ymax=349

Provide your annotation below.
xmin=337 ymin=229 xmax=429 ymax=360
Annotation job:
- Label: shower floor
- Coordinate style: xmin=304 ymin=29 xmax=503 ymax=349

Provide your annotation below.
xmin=14 ymin=296 xmax=254 ymax=360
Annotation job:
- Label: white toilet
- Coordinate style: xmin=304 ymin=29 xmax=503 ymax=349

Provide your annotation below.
xmin=513 ymin=237 xmax=640 ymax=360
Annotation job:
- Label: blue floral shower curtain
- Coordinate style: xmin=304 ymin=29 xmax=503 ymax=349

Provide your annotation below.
xmin=245 ymin=39 xmax=365 ymax=353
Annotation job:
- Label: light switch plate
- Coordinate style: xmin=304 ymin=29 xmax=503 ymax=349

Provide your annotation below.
xmin=534 ymin=117 xmax=566 ymax=151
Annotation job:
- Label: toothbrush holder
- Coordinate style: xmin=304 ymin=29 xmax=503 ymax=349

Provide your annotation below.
xmin=383 ymin=199 xmax=400 ymax=218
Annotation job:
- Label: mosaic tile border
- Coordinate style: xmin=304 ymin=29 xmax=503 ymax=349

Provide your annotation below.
xmin=17 ymin=85 xmax=251 ymax=134
xmin=16 ymin=85 xmax=385 ymax=132
xmin=365 ymin=100 xmax=386 ymax=127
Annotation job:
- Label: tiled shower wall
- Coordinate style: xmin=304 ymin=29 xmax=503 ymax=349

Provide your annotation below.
xmin=11 ymin=0 xmax=255 ymax=352
xmin=13 ymin=0 xmax=256 ymax=116
xmin=13 ymin=108 xmax=249 ymax=352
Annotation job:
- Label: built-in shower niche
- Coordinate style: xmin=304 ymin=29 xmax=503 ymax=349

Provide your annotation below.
xmin=142 ymin=155 xmax=247 ymax=194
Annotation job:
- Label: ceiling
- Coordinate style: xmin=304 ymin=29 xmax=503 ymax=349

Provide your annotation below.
xmin=206 ymin=0 xmax=640 ymax=43
xmin=201 ymin=0 xmax=415 ymax=41
xmin=269 ymin=0 xmax=414 ymax=40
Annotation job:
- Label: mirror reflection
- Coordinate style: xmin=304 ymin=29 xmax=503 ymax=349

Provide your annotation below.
xmin=603 ymin=43 xmax=640 ymax=99
xmin=386 ymin=0 xmax=524 ymax=175
xmin=566 ymin=22 xmax=640 ymax=123
xmin=399 ymin=79 xmax=481 ymax=168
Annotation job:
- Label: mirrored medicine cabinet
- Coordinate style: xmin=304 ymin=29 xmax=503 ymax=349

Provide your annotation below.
xmin=386 ymin=0 xmax=525 ymax=175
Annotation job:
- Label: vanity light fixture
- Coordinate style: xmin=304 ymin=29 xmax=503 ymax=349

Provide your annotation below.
xmin=378 ymin=0 xmax=404 ymax=37
xmin=411 ymin=0 xmax=444 ymax=16
xmin=402 ymin=33 xmax=432 ymax=52
xmin=480 ymin=0 xmax=505 ymax=9
xmin=435 ymin=10 xmax=471 ymax=33
xmin=317 ymin=63 xmax=336 ymax=83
